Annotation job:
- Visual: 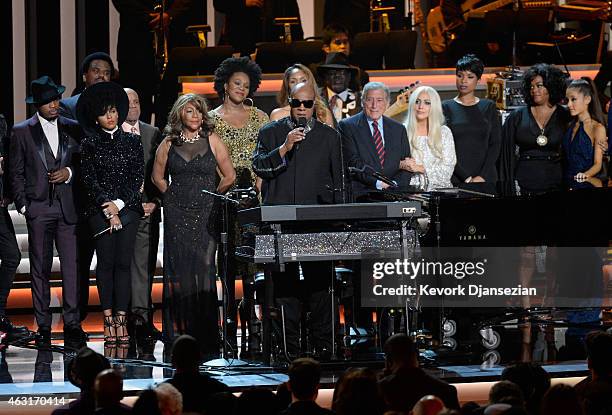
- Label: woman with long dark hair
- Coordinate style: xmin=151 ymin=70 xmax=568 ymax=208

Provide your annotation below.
xmin=77 ymin=82 xmax=144 ymax=345
xmin=564 ymin=77 xmax=607 ymax=184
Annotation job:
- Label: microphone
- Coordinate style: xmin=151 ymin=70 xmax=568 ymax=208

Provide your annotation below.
xmin=348 ymin=165 xmax=397 ymax=188
xmin=295 ymin=117 xmax=307 ymax=151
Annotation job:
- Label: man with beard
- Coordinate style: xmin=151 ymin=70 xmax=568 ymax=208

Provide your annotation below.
xmin=9 ymin=76 xmax=84 ymax=345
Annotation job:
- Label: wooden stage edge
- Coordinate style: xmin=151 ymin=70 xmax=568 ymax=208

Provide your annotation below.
xmin=181 ymin=64 xmax=600 ymax=96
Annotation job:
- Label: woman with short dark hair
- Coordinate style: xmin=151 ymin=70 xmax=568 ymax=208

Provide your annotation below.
xmin=77 ymin=82 xmax=144 ymax=344
xmin=442 ymin=54 xmax=501 ymax=187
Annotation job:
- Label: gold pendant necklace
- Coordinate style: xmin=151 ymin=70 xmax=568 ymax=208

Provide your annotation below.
xmin=536 ymin=128 xmax=548 ymax=146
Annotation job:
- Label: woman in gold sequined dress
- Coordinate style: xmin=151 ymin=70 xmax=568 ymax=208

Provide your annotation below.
xmin=209 ymin=57 xmax=268 ymax=356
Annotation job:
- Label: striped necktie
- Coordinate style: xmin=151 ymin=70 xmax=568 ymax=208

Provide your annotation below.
xmin=372 ymin=119 xmax=384 ymax=167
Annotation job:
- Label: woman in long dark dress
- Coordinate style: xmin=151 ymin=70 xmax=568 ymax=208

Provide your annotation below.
xmin=152 ymin=93 xmax=235 ymax=358
xmin=76 ymin=82 xmax=144 ymax=345
xmin=442 ymin=54 xmax=501 ymax=188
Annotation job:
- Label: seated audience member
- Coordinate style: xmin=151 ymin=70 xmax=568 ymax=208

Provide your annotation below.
xmin=540 ymin=384 xmax=582 ymax=415
xmin=339 ymin=82 xmax=412 ymax=199
xmin=132 ymin=389 xmax=162 ymax=415
xmin=164 ymin=335 xmax=229 ymax=413
xmin=574 ymin=331 xmax=612 ymax=415
xmin=501 ymin=363 xmax=550 ymax=415
xmin=318 ymin=53 xmax=361 ymax=125
xmin=332 ymin=368 xmax=384 ymax=415
xmin=270 ymin=64 xmax=334 ymax=126
xmin=488 ymin=380 xmax=525 ymax=408
xmin=52 ymin=348 xmax=110 ymax=415
xmin=378 ymin=334 xmax=459 ymax=412
xmin=412 ymin=395 xmax=445 ymax=415
xmin=234 ymin=388 xmax=283 ymax=415
xmin=281 ymin=358 xmax=333 ymax=415
xmin=155 ymin=383 xmax=183 ymax=415
xmin=94 ymin=369 xmax=131 ymax=414
xmin=206 ymin=392 xmax=238 ymax=415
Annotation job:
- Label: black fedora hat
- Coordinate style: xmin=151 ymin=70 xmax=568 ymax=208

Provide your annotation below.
xmin=76 ymin=81 xmax=129 ymax=135
xmin=25 ymin=76 xmax=66 ymax=104
xmin=317 ymin=52 xmax=359 ymax=76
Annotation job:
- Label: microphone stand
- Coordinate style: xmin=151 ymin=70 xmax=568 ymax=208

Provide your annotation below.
xmin=201 ymin=189 xmax=248 ymax=367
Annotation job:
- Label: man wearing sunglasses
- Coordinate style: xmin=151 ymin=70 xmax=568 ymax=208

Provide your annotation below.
xmin=253 ymin=81 xmax=343 ymax=358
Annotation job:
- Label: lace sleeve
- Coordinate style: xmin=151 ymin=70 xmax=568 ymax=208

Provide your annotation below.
xmin=425 ymin=126 xmax=457 ymax=189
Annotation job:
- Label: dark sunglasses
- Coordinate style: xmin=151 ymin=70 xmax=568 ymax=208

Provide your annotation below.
xmin=289 ymin=98 xmax=315 ymax=109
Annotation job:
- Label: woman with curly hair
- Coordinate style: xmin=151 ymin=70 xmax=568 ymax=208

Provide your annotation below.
xmin=500 ymin=63 xmax=571 ymax=195
xmin=270 ymin=63 xmax=334 ymax=126
xmin=152 ymin=93 xmax=235 ymax=358
xmin=209 ymin=56 xmax=268 ymax=356
xmin=76 ymin=82 xmax=144 ymax=345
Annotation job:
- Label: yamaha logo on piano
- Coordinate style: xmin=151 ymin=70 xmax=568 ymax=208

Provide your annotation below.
xmin=458 ymin=225 xmax=487 ymax=241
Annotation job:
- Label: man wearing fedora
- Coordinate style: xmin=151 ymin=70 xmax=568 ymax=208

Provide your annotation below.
xmin=317 ymin=52 xmax=362 ymax=126
xmin=9 ymin=76 xmax=85 ymax=344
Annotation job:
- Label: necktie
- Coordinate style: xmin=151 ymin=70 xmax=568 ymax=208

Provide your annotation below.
xmin=131 ymin=126 xmax=138 ymax=134
xmin=372 ymin=120 xmax=384 ymax=167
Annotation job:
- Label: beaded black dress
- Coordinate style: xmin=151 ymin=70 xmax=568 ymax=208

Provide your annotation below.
xmin=162 ymin=136 xmax=219 ymax=357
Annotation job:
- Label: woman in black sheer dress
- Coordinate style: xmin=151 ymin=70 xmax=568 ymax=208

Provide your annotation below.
xmin=152 ymin=94 xmax=235 ymax=358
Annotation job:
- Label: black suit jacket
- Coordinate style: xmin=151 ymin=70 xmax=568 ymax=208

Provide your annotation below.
xmin=339 ymin=111 xmax=411 ymax=198
xmin=280 ymin=400 xmax=334 ymax=415
xmin=379 ymin=366 xmax=460 ymax=412
xmin=59 ymin=94 xmax=80 ymax=120
xmin=138 ymin=121 xmax=163 ymax=220
xmin=9 ymin=115 xmax=81 ymax=223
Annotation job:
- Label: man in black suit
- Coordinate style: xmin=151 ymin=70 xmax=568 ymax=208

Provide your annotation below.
xmin=9 ymin=76 xmax=84 ymax=344
xmin=122 ymin=88 xmax=162 ymax=340
xmin=379 ymin=334 xmax=460 ymax=411
xmin=339 ymin=81 xmax=412 ymax=200
xmin=0 ymin=115 xmax=28 ymax=340
xmin=59 ymin=52 xmax=115 ymax=120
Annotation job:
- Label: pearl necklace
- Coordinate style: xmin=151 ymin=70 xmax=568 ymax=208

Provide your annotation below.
xmin=180 ymin=129 xmax=201 ymax=143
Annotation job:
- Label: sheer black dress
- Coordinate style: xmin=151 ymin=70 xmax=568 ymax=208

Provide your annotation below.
xmin=162 ymin=136 xmax=219 ymax=357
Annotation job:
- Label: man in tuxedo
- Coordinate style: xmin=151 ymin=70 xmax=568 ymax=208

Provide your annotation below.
xmin=122 ymin=88 xmax=162 ymax=341
xmin=59 ymin=52 xmax=115 ymax=120
xmin=339 ymin=81 xmax=412 ymax=200
xmin=9 ymin=76 xmax=84 ymax=344
xmin=0 ymin=115 xmax=28 ymax=340
xmin=317 ymin=53 xmax=361 ymax=126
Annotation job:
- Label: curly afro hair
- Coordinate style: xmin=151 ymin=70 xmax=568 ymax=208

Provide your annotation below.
xmin=213 ymin=57 xmax=263 ymax=99
xmin=522 ymin=63 xmax=568 ymax=107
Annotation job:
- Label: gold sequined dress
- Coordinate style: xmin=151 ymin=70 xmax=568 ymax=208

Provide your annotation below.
xmin=209 ymin=106 xmax=268 ymax=347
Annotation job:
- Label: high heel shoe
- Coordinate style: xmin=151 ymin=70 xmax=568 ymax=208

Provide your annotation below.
xmin=114 ymin=313 xmax=130 ymax=345
xmin=103 ymin=315 xmax=117 ymax=343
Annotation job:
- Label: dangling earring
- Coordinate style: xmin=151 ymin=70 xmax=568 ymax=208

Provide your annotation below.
xmin=242 ymin=97 xmax=254 ymax=112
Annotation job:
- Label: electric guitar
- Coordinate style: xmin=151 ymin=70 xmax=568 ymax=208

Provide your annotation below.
xmin=426 ymin=0 xmax=514 ymax=53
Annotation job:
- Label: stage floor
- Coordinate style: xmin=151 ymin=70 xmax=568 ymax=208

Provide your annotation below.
xmin=1 ymin=310 xmax=605 ymax=413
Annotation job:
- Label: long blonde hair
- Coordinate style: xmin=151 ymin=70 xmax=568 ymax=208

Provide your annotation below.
xmin=404 ymin=86 xmax=445 ymax=160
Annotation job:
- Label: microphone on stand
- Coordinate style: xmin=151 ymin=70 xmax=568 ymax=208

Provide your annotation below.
xmin=295 ymin=117 xmax=307 ymax=151
xmin=348 ymin=165 xmax=398 ymax=188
